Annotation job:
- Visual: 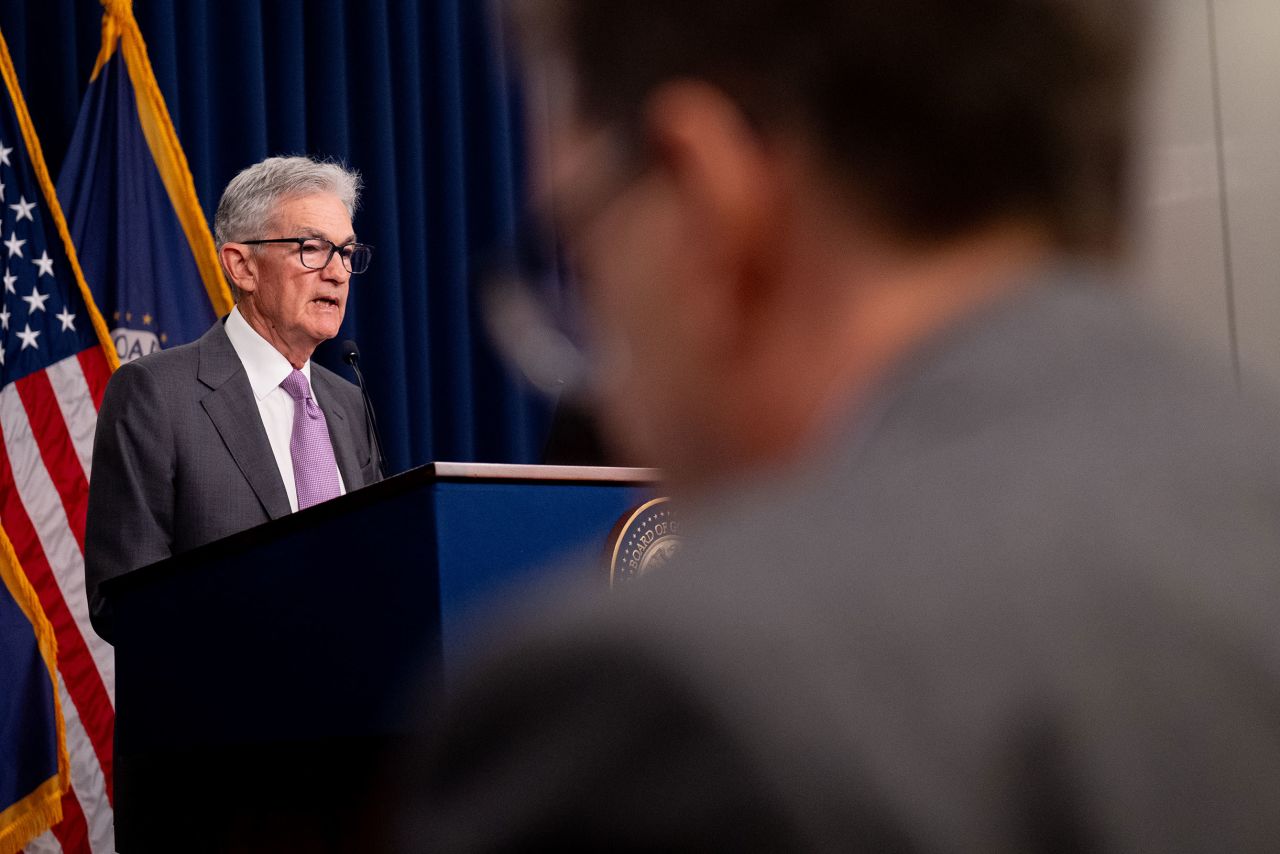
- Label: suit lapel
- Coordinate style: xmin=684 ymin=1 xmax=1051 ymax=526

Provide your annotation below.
xmin=312 ymin=367 xmax=363 ymax=490
xmin=196 ymin=322 xmax=293 ymax=520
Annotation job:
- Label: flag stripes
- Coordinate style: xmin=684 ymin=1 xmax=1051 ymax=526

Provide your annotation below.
xmin=16 ymin=373 xmax=91 ymax=550
xmin=0 ymin=367 xmax=115 ymax=769
xmin=44 ymin=361 xmax=95 ymax=479
xmin=53 ymin=680 xmax=110 ymax=853
xmin=45 ymin=788 xmax=80 ymax=854
xmin=73 ymin=352 xmax=108 ymax=410
xmin=25 ymin=824 xmax=65 ymax=853
xmin=0 ymin=495 xmax=114 ymax=798
xmin=0 ymin=352 xmax=115 ymax=854
xmin=0 ymin=386 xmax=113 ymax=717
xmin=0 ymin=381 xmax=115 ymax=707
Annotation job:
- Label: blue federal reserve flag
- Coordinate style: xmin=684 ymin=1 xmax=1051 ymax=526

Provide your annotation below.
xmin=56 ymin=3 xmax=232 ymax=364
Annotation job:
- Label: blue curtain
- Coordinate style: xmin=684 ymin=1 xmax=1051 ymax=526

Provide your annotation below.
xmin=0 ymin=0 xmax=549 ymax=471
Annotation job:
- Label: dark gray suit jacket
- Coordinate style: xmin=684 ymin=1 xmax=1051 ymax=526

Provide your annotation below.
xmin=85 ymin=319 xmax=380 ymax=641
xmin=402 ymin=269 xmax=1280 ymax=852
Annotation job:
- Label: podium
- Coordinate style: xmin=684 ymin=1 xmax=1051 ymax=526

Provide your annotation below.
xmin=102 ymin=462 xmax=658 ymax=852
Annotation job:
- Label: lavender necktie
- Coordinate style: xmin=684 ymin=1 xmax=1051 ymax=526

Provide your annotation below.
xmin=280 ymin=369 xmax=342 ymax=510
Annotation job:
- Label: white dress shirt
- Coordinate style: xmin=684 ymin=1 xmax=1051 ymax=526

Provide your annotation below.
xmin=223 ymin=307 xmax=346 ymax=513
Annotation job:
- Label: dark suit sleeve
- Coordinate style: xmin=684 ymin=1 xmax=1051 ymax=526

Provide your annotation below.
xmin=85 ymin=360 xmax=176 ymax=642
xmin=395 ymin=637 xmax=798 ymax=853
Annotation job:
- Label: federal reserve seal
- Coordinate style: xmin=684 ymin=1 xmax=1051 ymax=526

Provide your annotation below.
xmin=608 ymin=497 xmax=682 ymax=587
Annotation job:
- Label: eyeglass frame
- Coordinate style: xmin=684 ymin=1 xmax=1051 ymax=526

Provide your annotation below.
xmin=481 ymin=128 xmax=654 ymax=403
xmin=239 ymin=237 xmax=374 ymax=274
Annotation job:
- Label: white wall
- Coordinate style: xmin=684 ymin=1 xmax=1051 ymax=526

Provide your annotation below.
xmin=1132 ymin=0 xmax=1280 ymax=387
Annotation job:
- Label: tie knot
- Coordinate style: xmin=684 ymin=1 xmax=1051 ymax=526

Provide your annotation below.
xmin=280 ymin=369 xmax=312 ymax=403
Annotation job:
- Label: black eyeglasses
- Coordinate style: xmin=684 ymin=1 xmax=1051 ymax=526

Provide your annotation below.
xmin=240 ymin=237 xmax=373 ymax=274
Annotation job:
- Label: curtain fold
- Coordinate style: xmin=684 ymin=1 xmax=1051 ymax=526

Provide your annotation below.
xmin=0 ymin=0 xmax=548 ymax=471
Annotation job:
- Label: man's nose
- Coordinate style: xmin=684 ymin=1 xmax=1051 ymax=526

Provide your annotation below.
xmin=321 ymin=249 xmax=349 ymax=282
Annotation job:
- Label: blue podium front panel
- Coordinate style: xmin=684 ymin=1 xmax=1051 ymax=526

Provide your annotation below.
xmin=432 ymin=480 xmax=652 ymax=668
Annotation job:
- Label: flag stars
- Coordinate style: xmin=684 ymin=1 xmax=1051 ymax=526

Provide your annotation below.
xmin=32 ymin=251 xmax=53 ymax=277
xmin=16 ymin=323 xmax=39 ymax=351
xmin=22 ymin=286 xmax=49 ymax=314
xmin=0 ymin=180 xmax=6 ymax=203
xmin=2 ymin=268 xmax=14 ymax=294
xmin=9 ymin=196 xmax=35 ymax=222
xmin=55 ymin=308 xmax=76 ymax=332
xmin=0 ymin=305 xmax=9 ymax=330
xmin=4 ymin=232 xmax=25 ymax=258
xmin=0 ymin=141 xmax=11 ymax=167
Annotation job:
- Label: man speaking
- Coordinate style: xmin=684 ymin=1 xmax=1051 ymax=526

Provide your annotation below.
xmin=85 ymin=155 xmax=381 ymax=642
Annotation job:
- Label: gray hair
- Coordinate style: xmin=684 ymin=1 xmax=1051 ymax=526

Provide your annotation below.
xmin=214 ymin=155 xmax=363 ymax=247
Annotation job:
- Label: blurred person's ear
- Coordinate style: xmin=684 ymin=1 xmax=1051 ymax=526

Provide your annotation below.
xmin=641 ymin=80 xmax=786 ymax=363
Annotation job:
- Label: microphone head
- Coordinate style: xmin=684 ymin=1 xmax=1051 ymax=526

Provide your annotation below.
xmin=341 ymin=339 xmax=360 ymax=365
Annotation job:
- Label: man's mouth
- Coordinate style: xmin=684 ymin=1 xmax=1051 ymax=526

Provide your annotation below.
xmin=311 ymin=296 xmax=340 ymax=308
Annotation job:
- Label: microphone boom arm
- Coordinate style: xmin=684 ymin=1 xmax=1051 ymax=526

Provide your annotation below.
xmin=341 ymin=339 xmax=389 ymax=480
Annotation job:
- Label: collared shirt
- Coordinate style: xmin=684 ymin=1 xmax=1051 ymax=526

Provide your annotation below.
xmin=223 ymin=307 xmax=346 ymax=512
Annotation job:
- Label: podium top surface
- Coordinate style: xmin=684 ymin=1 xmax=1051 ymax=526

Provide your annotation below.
xmin=427 ymin=462 xmax=659 ymax=483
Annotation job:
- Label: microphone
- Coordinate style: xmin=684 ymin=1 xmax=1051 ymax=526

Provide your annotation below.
xmin=341 ymin=339 xmax=389 ymax=480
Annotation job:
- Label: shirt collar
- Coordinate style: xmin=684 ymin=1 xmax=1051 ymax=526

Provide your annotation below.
xmin=224 ymin=306 xmax=312 ymax=401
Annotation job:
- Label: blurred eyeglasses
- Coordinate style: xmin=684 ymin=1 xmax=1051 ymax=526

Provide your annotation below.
xmin=483 ymin=126 xmax=649 ymax=403
xmin=482 ymin=221 xmax=593 ymax=401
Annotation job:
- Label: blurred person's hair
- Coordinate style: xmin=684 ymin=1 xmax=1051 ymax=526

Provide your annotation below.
xmin=513 ymin=0 xmax=1149 ymax=253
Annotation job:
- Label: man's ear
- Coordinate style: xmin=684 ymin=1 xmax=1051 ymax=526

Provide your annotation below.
xmin=219 ymin=243 xmax=258 ymax=296
xmin=643 ymin=81 xmax=784 ymax=353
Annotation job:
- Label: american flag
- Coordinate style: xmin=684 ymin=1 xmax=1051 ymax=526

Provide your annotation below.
xmin=0 ymin=31 xmax=118 ymax=854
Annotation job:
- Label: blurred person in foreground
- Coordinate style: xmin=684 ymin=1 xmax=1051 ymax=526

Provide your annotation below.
xmin=400 ymin=0 xmax=1280 ymax=850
